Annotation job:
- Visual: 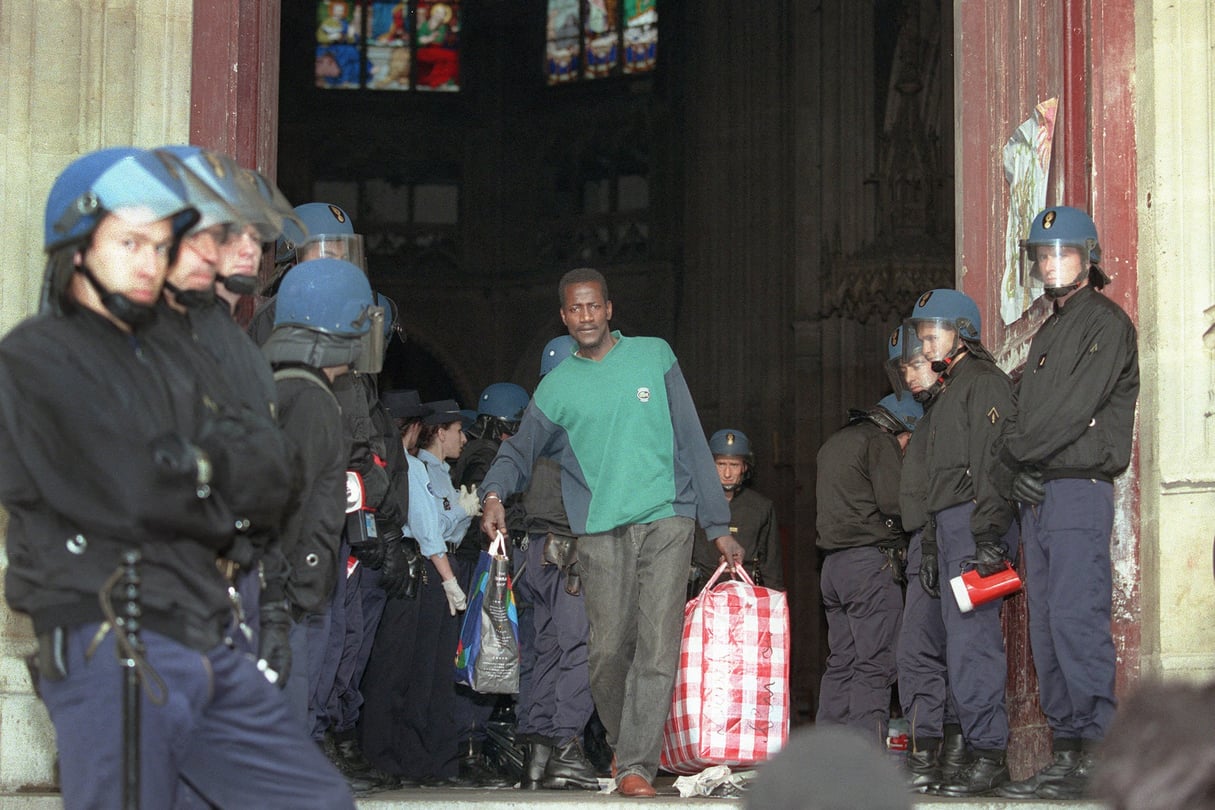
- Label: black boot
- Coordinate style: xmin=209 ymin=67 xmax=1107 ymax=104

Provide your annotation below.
xmin=903 ymin=737 xmax=941 ymax=792
xmin=328 ymin=729 xmax=403 ymax=791
xmin=933 ymin=748 xmax=1009 ymax=797
xmin=457 ymin=739 xmax=514 ymax=788
xmin=938 ymin=724 xmax=970 ymax=781
xmin=1035 ymin=750 xmax=1095 ymax=799
xmin=996 ymin=747 xmax=1082 ymax=797
xmin=542 ymin=738 xmax=601 ymax=790
xmin=521 ymin=742 xmax=553 ymax=790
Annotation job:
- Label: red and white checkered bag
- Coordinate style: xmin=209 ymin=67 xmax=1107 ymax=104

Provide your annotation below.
xmin=660 ymin=562 xmax=790 ymax=774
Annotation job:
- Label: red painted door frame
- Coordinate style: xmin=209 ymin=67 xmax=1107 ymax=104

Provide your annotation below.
xmin=956 ymin=0 xmax=1139 ymax=777
xmin=188 ymin=0 xmax=281 ymax=178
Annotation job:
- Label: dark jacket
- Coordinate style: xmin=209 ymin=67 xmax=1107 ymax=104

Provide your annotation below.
xmin=0 ymin=309 xmax=237 ymax=649
xmin=815 ymin=419 xmax=905 ymax=553
xmin=270 ymin=367 xmax=346 ymax=613
xmin=918 ymin=353 xmax=1017 ymax=544
xmin=993 ymin=286 xmax=1139 ymax=483
xmin=693 ymin=486 xmax=782 ymax=588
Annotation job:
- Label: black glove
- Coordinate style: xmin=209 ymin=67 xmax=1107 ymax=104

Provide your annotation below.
xmin=1011 ymin=469 xmax=1046 ymax=505
xmin=919 ymin=548 xmax=940 ymax=598
xmin=380 ymin=536 xmax=423 ymax=599
xmin=970 ymin=536 xmax=1011 ymax=578
xmin=353 ymin=516 xmax=392 ymax=570
xmin=258 ymin=602 xmax=292 ymax=688
xmin=879 ymin=540 xmax=908 ymax=585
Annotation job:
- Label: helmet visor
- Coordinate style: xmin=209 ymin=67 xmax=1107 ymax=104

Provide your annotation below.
xmin=906 ymin=317 xmax=958 ymax=364
xmin=298 ymin=233 xmax=365 ymax=272
xmin=156 ymin=152 xmax=242 ymax=234
xmin=1021 ymin=241 xmax=1087 ymax=290
xmin=353 ymin=305 xmax=386 ymax=374
xmin=238 ymin=169 xmax=305 ymax=243
xmin=55 ymin=153 xmax=195 ymax=238
xmin=898 ymin=326 xmax=938 ymax=396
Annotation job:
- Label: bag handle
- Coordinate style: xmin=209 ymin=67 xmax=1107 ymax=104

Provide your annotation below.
xmin=701 ymin=560 xmax=755 ymax=593
xmin=489 ymin=530 xmax=507 ymax=557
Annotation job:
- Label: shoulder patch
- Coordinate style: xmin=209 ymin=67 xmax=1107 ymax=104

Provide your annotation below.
xmin=987 ymin=406 xmax=1000 ymax=425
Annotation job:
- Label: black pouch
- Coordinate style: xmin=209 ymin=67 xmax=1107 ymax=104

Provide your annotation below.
xmin=28 ymin=627 xmax=68 ymax=690
xmin=542 ymin=532 xmax=576 ymax=568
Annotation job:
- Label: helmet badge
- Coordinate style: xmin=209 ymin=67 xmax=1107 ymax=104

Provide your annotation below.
xmin=889 ymin=329 xmax=899 ymax=348
xmin=726 ymin=432 xmax=736 ymax=446
xmin=917 ymin=291 xmax=933 ymax=308
xmin=329 ymin=204 xmax=347 ymax=223
xmin=1043 ymin=210 xmax=1056 ymax=229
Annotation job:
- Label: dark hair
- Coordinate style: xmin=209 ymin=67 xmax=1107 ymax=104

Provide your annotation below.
xmin=418 ymin=419 xmax=462 ymax=451
xmin=558 ymin=267 xmax=609 ymax=306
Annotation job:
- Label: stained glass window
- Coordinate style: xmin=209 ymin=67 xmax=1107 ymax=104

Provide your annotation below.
xmin=315 ymin=0 xmax=461 ymax=92
xmin=546 ymin=0 xmax=657 ymax=85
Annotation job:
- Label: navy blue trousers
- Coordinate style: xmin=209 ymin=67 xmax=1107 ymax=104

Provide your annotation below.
xmin=897 ymin=529 xmax=958 ymax=743
xmin=514 ymin=533 xmax=593 ymax=745
xmin=314 ymin=557 xmax=364 ymax=739
xmin=1021 ymin=478 xmax=1117 ymax=742
xmin=40 ymin=623 xmax=353 ymax=810
xmin=816 ymin=545 xmax=903 ymax=743
xmin=358 ymin=556 xmax=461 ymax=779
xmin=935 ymin=502 xmax=1014 ymax=750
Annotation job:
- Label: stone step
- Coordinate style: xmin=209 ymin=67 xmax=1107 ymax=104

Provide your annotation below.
xmin=0 ymin=785 xmax=1110 ymax=809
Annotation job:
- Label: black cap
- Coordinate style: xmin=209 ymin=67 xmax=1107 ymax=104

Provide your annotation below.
xmin=382 ymin=389 xmax=431 ymax=420
xmin=421 ymin=399 xmax=473 ymax=427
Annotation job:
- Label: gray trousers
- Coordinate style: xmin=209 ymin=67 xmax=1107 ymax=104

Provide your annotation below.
xmin=576 ymin=516 xmax=694 ymax=784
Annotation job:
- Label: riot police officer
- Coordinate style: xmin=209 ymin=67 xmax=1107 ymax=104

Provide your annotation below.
xmin=690 ymin=429 xmax=782 ymax=593
xmin=904 ymin=289 xmax=1018 ymax=797
xmin=0 ymin=147 xmax=353 ymax=809
xmin=514 ymin=336 xmax=598 ymax=791
xmin=890 ymin=323 xmax=966 ymax=789
xmin=260 ymin=259 xmax=380 ymax=744
xmin=815 ymin=394 xmax=920 ymax=742
xmin=991 ymin=207 xmax=1139 ymax=800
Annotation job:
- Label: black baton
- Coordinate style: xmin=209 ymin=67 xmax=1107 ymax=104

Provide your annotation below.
xmin=120 ymin=549 xmax=143 ymax=810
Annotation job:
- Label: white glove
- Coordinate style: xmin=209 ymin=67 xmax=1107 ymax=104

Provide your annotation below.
xmin=456 ymin=484 xmax=481 ymax=517
xmin=442 ymin=577 xmax=467 ymax=615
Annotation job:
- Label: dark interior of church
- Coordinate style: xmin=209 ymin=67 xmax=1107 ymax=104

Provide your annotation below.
xmin=276 ymin=0 xmax=956 ymax=721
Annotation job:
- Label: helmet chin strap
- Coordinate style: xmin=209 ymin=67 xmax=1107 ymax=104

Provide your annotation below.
xmin=164 ymin=280 xmax=217 ymax=309
xmin=75 ymin=265 xmax=157 ymax=328
xmin=1043 ymin=282 xmax=1081 ymax=299
xmin=722 ymin=483 xmax=742 ymax=492
xmin=218 ymin=273 xmax=258 ymax=296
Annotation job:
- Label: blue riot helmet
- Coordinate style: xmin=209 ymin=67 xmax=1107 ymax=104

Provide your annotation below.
xmin=478 ymin=383 xmax=530 ymax=420
xmin=153 ymin=147 xmax=243 ymax=237
xmin=264 ymin=258 xmax=377 ymax=369
xmin=44 ymin=147 xmax=199 ymax=252
xmin=540 ymin=335 xmax=575 ymax=377
xmin=708 ymin=428 xmax=753 ymax=490
xmin=41 ymin=147 xmax=200 ymax=324
xmin=1020 ymin=205 xmax=1109 ymax=298
xmin=472 ymin=382 xmax=530 ymax=439
xmin=291 ymin=202 xmax=364 ymax=271
xmin=906 ymin=288 xmax=984 ymax=373
xmin=871 ymin=393 xmax=923 ymax=434
xmin=274 ymin=258 xmax=375 ymax=335
xmin=237 ymin=166 xmax=304 ymax=244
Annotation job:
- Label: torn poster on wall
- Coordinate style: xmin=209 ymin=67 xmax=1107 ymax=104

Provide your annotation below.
xmin=1001 ymin=97 xmax=1058 ymax=325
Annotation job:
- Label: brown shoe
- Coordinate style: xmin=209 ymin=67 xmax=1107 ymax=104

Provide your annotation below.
xmin=618 ymin=774 xmax=657 ymax=798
